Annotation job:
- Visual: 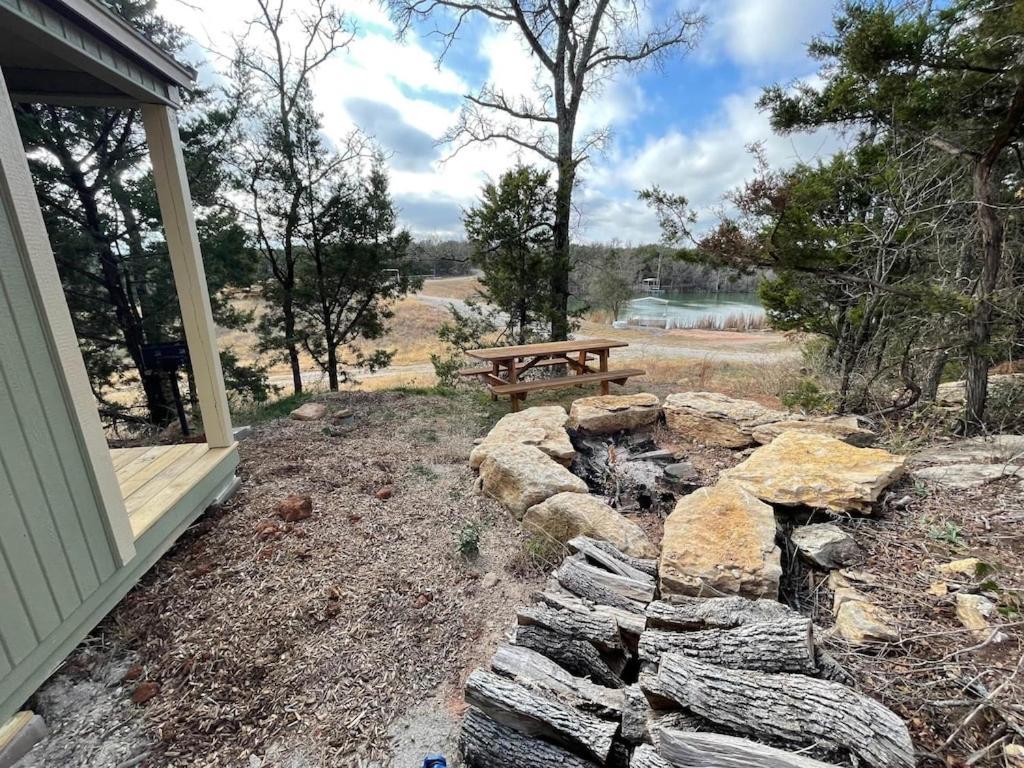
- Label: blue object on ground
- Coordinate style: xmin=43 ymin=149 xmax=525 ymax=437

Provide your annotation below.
xmin=422 ymin=757 xmax=447 ymax=768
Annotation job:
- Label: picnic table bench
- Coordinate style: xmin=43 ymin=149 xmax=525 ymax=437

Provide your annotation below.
xmin=461 ymin=339 xmax=644 ymax=411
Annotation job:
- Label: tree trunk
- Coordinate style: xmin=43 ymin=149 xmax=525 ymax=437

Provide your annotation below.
xmin=656 ymin=655 xmax=915 ymax=768
xmin=460 ymin=707 xmax=600 ymax=768
xmin=550 ymin=156 xmax=574 ymax=341
xmin=464 ymin=669 xmax=618 ymax=764
xmin=921 ymin=348 xmax=948 ymax=402
xmin=962 ymin=160 xmax=1003 ymax=433
xmin=637 ymin=618 xmax=817 ymax=674
xmin=326 ymin=341 xmax=339 ymax=391
xmin=282 ymin=294 xmax=303 ymax=394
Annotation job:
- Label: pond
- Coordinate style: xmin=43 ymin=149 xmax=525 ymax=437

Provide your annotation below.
xmin=618 ymin=291 xmax=765 ymax=331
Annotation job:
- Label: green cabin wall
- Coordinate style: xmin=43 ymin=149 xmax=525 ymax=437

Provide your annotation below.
xmin=0 ymin=186 xmax=240 ymax=723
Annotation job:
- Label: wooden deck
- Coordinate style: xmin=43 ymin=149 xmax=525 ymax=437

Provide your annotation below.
xmin=111 ymin=444 xmax=236 ymax=539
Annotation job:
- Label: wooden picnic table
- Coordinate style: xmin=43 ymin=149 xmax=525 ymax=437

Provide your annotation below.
xmin=463 ymin=338 xmax=644 ymax=411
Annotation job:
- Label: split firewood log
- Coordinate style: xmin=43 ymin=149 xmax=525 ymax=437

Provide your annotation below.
xmin=637 ymin=618 xmax=817 ymax=674
xmin=630 ymin=744 xmax=672 ymax=768
xmin=646 ymin=597 xmax=796 ymax=631
xmin=534 ymin=583 xmax=646 ymax=638
xmin=491 ymin=644 xmax=624 ymax=718
xmin=515 ymin=624 xmax=625 ymax=688
xmin=656 ymin=655 xmax=915 ymax=768
xmin=464 ymin=669 xmax=618 ymax=764
xmin=557 ymin=556 xmax=653 ymax=613
xmin=658 ymin=729 xmax=843 ymax=767
xmin=460 ymin=707 xmax=600 ymax=768
xmin=517 ymin=604 xmax=623 ymax=652
xmin=568 ymin=536 xmax=658 ymax=581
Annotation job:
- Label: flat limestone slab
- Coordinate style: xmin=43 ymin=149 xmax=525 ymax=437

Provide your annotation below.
xmin=470 ymin=405 xmax=575 ymax=469
xmin=722 ymin=431 xmax=906 ymax=513
xmin=479 ymin=443 xmax=588 ymax=518
xmin=660 ymin=481 xmax=781 ymax=600
xmin=568 ymin=393 xmax=660 ymax=434
xmin=524 ymin=492 xmax=658 ymax=558
xmin=663 ymin=392 xmax=783 ymax=448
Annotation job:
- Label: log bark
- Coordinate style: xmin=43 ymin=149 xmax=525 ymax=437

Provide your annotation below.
xmin=568 ymin=536 xmax=658 ymax=581
xmin=638 ymin=670 xmax=677 ymax=710
xmin=535 ymin=584 xmax=647 ymax=638
xmin=557 ymin=556 xmax=653 ymax=613
xmin=658 ymin=729 xmax=842 ymax=767
xmin=515 ymin=624 xmax=625 ymax=688
xmin=465 ymin=669 xmax=618 ymax=763
xmin=638 ymin=618 xmax=817 ymax=674
xmin=656 ymin=655 xmax=915 ymax=768
xmin=460 ymin=707 xmax=600 ymax=768
xmin=647 ymin=710 xmax=705 ymax=748
xmin=518 ymin=604 xmax=623 ymax=651
xmin=491 ymin=644 xmax=624 ymax=718
xmin=646 ymin=597 xmax=796 ymax=631
xmin=621 ymin=684 xmax=649 ymax=744
xmin=630 ymin=744 xmax=672 ymax=768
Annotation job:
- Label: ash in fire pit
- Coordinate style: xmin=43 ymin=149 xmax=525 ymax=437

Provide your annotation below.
xmin=568 ymin=429 xmax=688 ymax=515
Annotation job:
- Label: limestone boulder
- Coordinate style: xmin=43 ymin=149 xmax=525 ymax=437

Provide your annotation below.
xmin=568 ymin=393 xmax=661 ymax=434
xmin=935 ymin=374 xmax=1024 ymax=408
xmin=659 ymin=481 xmax=781 ymax=600
xmin=290 ymin=402 xmax=326 ymax=421
xmin=721 ymin=431 xmax=906 ymax=513
xmin=955 ymin=593 xmax=1007 ymax=642
xmin=662 ymin=392 xmax=785 ymax=448
xmin=791 ymin=523 xmax=864 ymax=570
xmin=913 ymin=463 xmax=1023 ymax=490
xmin=470 ymin=406 xmax=575 ymax=469
xmin=523 ymin=492 xmax=658 ymax=558
xmin=479 ymin=444 xmax=588 ymax=518
xmin=834 ymin=600 xmax=898 ymax=645
xmin=751 ymin=416 xmax=877 ymax=447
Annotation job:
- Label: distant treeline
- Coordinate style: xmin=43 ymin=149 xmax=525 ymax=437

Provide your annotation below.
xmin=409 ymin=239 xmax=762 ymax=293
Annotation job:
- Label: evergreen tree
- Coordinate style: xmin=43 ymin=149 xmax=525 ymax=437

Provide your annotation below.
xmin=463 ymin=166 xmax=557 ymax=345
xmin=14 ymin=0 xmax=266 ymax=429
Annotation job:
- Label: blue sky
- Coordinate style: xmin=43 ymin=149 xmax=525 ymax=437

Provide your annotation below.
xmin=162 ymin=0 xmax=844 ymax=243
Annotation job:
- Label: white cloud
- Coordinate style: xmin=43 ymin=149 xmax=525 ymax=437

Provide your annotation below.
xmin=701 ymin=0 xmax=834 ymax=68
xmin=578 ymin=85 xmax=842 ymax=243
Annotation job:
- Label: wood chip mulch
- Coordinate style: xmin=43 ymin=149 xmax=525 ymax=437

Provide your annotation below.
xmin=90 ymin=391 xmax=541 ymax=767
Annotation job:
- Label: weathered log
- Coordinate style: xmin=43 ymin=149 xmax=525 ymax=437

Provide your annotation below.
xmin=517 ymin=604 xmax=623 ymax=651
xmin=630 ymin=744 xmax=672 ymax=768
xmin=491 ymin=644 xmax=624 ymax=718
xmin=646 ymin=597 xmax=796 ymax=631
xmin=460 ymin=707 xmax=600 ymax=768
xmin=515 ymin=624 xmax=625 ymax=688
xmin=638 ymin=618 xmax=817 ymax=673
xmin=637 ymin=670 xmax=677 ymax=710
xmin=657 ymin=655 xmax=915 ymax=768
xmin=568 ymin=536 xmax=658 ymax=581
xmin=621 ymin=684 xmax=648 ymax=744
xmin=535 ymin=585 xmax=646 ymax=638
xmin=646 ymin=710 xmax=704 ymax=748
xmin=465 ymin=669 xmax=618 ymax=763
xmin=557 ymin=556 xmax=653 ymax=613
xmin=658 ymin=729 xmax=842 ymax=767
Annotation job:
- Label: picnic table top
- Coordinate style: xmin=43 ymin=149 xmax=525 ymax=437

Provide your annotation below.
xmin=465 ymin=338 xmax=628 ymax=361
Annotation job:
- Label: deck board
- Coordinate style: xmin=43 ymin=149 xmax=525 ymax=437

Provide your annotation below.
xmin=111 ymin=444 xmax=236 ymax=539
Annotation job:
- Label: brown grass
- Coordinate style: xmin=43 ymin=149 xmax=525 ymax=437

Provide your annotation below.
xmin=417 ymin=276 xmax=482 ymax=301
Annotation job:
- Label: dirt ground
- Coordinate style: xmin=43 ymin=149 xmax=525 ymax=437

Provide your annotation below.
xmin=23 ymin=390 xmax=543 ymax=768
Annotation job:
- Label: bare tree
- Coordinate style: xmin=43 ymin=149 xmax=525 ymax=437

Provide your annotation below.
xmin=388 ymin=0 xmax=705 ymax=340
xmin=231 ymin=0 xmax=355 ymax=393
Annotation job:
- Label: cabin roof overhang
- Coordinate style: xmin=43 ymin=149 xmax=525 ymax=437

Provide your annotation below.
xmin=0 ymin=0 xmax=196 ymax=107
